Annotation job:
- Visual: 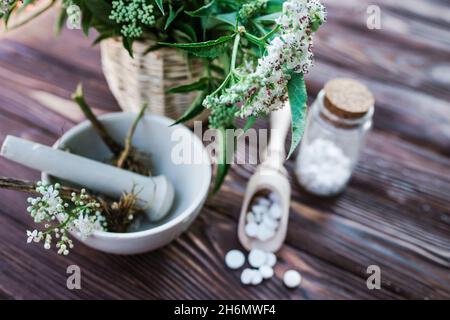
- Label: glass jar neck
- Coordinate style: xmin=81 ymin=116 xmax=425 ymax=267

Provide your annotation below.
xmin=315 ymin=90 xmax=374 ymax=129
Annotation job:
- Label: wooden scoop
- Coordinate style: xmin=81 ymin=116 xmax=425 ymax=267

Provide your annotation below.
xmin=1 ymin=136 xmax=174 ymax=222
xmin=238 ymin=106 xmax=292 ymax=253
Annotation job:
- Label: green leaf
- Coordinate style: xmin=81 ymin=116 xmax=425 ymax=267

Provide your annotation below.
xmin=154 ymin=0 xmax=165 ymax=15
xmin=311 ymin=15 xmax=323 ymax=32
xmin=186 ymin=0 xmax=216 ymax=17
xmin=122 ymin=37 xmax=134 ymax=58
xmin=174 ymin=22 xmax=197 ymax=42
xmin=92 ymin=31 xmax=116 ymax=45
xmin=212 ymin=162 xmax=230 ymax=194
xmin=213 ymin=12 xmax=238 ymax=26
xmin=81 ymin=8 xmax=93 ymax=36
xmin=55 ymin=8 xmax=68 ymax=35
xmin=92 ymin=23 xmax=116 ymax=33
xmin=265 ymin=0 xmax=284 ymax=14
xmin=212 ymin=128 xmax=231 ymax=194
xmin=167 ymin=78 xmax=209 ymax=94
xmin=2 ymin=0 xmax=21 ymax=27
xmin=243 ymin=116 xmax=256 ymax=132
xmin=287 ymin=73 xmax=308 ymax=159
xmin=143 ymin=44 xmax=163 ymax=54
xmin=84 ymin=0 xmax=112 ymax=24
xmin=164 ymin=4 xmax=184 ymax=30
xmin=173 ymin=29 xmax=193 ymax=43
xmin=209 ymin=64 xmax=226 ymax=76
xmin=311 ymin=20 xmax=321 ymax=32
xmin=217 ymin=0 xmax=240 ymax=11
xmin=3 ymin=8 xmax=12 ymax=27
xmin=159 ymin=34 xmax=236 ymax=58
xmin=171 ymin=91 xmax=207 ymax=126
xmin=182 ymin=23 xmax=198 ymax=42
xmin=252 ymin=21 xmax=268 ymax=37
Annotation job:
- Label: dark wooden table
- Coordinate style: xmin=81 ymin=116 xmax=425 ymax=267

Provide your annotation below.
xmin=0 ymin=0 xmax=449 ymax=300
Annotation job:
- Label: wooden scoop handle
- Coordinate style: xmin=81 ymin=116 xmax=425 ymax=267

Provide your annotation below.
xmin=264 ymin=104 xmax=291 ymax=169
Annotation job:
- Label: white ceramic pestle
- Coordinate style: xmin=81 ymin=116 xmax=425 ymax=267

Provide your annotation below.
xmin=1 ymin=135 xmax=174 ymax=222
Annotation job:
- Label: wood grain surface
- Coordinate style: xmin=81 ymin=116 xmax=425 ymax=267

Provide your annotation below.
xmin=0 ymin=0 xmax=449 ymax=300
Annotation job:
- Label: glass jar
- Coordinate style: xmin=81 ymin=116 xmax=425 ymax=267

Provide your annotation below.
xmin=295 ymin=78 xmax=374 ymax=197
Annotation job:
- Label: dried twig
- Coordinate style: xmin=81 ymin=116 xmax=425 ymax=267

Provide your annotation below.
xmin=0 ymin=177 xmax=143 ymax=233
xmin=71 ymin=84 xmax=151 ymax=176
xmin=0 ymin=177 xmax=81 ymax=199
xmin=71 ymin=83 xmax=123 ymax=156
xmin=117 ymin=103 xmax=148 ymax=168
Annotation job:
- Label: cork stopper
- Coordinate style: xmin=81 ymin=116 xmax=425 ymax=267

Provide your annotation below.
xmin=324 ymin=78 xmax=374 ymax=119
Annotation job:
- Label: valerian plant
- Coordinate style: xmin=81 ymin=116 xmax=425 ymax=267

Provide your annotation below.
xmin=0 ymin=175 xmax=144 ymax=255
xmin=26 ymin=181 xmax=107 ymax=255
xmin=1 ymin=0 xmax=326 ymax=192
xmin=162 ymin=0 xmax=326 ymax=192
xmin=0 ymin=84 xmax=148 ymax=255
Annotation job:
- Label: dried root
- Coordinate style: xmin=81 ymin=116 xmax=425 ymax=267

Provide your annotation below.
xmin=72 ymin=83 xmax=152 ymax=176
xmin=0 ymin=177 xmax=144 ymax=233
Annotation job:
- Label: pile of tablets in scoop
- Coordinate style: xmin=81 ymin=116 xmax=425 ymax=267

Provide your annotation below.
xmin=244 ymin=193 xmax=282 ymax=242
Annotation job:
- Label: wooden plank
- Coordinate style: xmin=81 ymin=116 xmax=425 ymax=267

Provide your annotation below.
xmin=323 ymin=0 xmax=450 ymax=52
xmin=307 ymin=61 xmax=450 ymax=155
xmin=314 ymin=24 xmax=450 ymax=100
xmin=0 ymin=1 xmax=449 ymax=300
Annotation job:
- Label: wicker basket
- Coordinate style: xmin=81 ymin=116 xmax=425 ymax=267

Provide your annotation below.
xmin=100 ymin=38 xmax=205 ymax=123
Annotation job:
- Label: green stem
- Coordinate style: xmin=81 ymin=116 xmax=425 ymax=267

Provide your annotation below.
xmin=204 ymin=59 xmax=212 ymax=79
xmin=117 ymin=103 xmax=148 ymax=168
xmin=210 ymin=72 xmax=232 ymax=97
xmin=243 ymin=25 xmax=280 ymax=49
xmin=230 ymin=33 xmax=241 ymax=72
xmin=43 ymin=217 xmax=71 ymax=237
xmin=252 ymin=21 xmax=267 ymax=37
xmin=244 ymin=32 xmax=264 ymax=48
xmin=262 ymin=25 xmax=281 ymax=42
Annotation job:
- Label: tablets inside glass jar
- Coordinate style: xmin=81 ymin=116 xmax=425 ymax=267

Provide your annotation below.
xmin=296 ymin=138 xmax=352 ymax=196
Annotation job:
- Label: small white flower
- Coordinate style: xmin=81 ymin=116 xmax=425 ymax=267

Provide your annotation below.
xmin=42 ymin=185 xmax=63 ymax=213
xmin=26 ymin=230 xmax=38 ymax=243
xmin=73 ymin=213 xmax=99 ymax=240
xmin=24 ymin=184 xmax=111 ymax=256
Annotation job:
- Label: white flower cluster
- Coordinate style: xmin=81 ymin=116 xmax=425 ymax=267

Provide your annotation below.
xmin=27 ymin=183 xmax=67 ymax=223
xmin=110 ymin=0 xmax=156 ymax=38
xmin=239 ymin=0 xmax=269 ymax=23
xmin=203 ymin=0 xmax=326 ymax=122
xmin=0 ymin=0 xmax=13 ymax=15
xmin=66 ymin=3 xmax=82 ymax=30
xmin=26 ymin=182 xmax=107 ymax=255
